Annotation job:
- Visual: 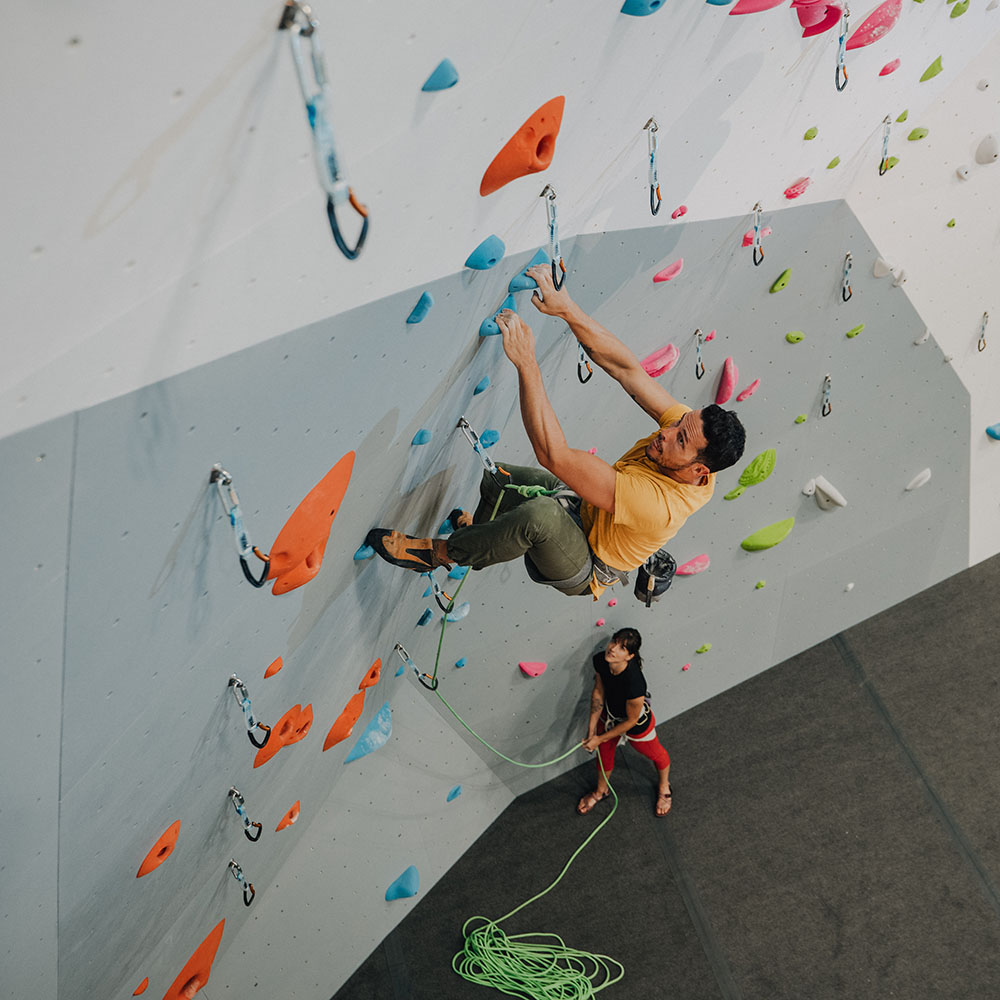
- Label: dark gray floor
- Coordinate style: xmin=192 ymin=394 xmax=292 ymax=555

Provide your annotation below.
xmin=335 ymin=554 xmax=1000 ymax=999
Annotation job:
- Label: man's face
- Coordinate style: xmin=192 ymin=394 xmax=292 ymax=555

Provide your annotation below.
xmin=645 ymin=409 xmax=709 ymax=475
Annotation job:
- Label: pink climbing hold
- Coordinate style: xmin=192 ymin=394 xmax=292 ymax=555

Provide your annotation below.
xmin=736 ymin=378 xmax=760 ymax=402
xmin=846 ymin=0 xmax=902 ymax=51
xmin=794 ymin=0 xmax=843 ymax=37
xmin=704 ymin=330 xmax=716 ymax=342
xmin=784 ymin=177 xmax=811 ymax=200
xmin=519 ymin=661 xmax=547 ymax=678
xmin=879 ymin=58 xmax=900 ymax=76
xmin=653 ymin=259 xmax=683 ymax=283
xmin=671 ymin=205 xmax=688 ymax=220
xmin=676 ymin=554 xmax=710 ymax=576
xmin=682 ymin=663 xmax=691 ymax=672
xmin=608 ymin=598 xmax=617 ymax=607
xmin=587 ymin=447 xmax=597 ymax=454
xmin=729 ymin=0 xmax=785 ymax=13
xmin=715 ymin=357 xmax=738 ymax=405
xmin=641 ymin=343 xmax=679 ymax=377
xmin=742 ymin=226 xmax=772 ymax=247
xmin=596 ymin=618 xmax=606 ymax=627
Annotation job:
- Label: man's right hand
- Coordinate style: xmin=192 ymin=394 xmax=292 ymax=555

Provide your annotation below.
xmin=526 ymin=264 xmax=574 ymax=319
xmin=497 ymin=310 xmax=538 ymax=370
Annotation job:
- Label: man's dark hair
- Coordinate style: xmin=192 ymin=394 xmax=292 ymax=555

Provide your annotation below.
xmin=696 ymin=404 xmax=746 ymax=473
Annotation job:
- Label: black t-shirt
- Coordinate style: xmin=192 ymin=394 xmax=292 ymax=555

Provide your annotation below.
xmin=593 ymin=653 xmax=649 ymax=734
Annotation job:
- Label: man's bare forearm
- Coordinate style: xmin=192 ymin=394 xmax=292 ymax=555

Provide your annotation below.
xmin=560 ymin=302 xmax=641 ymax=380
xmin=516 ymin=359 xmax=568 ymax=468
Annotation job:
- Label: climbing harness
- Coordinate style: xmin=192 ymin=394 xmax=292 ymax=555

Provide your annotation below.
xmin=540 ymin=185 xmax=567 ymax=290
xmin=644 ymin=117 xmax=661 ymax=216
xmin=210 ymin=466 xmax=270 ymax=587
xmin=694 ymin=328 xmax=706 ymax=380
xmin=577 ymin=343 xmax=594 ymax=384
xmin=835 ymin=6 xmax=850 ymax=92
xmin=228 ymin=787 xmax=263 ymax=842
xmin=278 ymin=1 xmax=369 ymax=260
xmin=457 ymin=416 xmax=510 ymax=486
xmin=228 ymin=859 xmax=256 ymax=907
xmin=879 ymin=116 xmax=892 ymax=176
xmin=228 ymin=675 xmax=272 ymax=748
xmin=821 ymin=373 xmax=833 ymax=417
xmin=751 ymin=202 xmax=764 ymax=266
xmin=978 ymin=312 xmax=988 ymax=352
xmin=841 ymin=252 xmax=853 ymax=302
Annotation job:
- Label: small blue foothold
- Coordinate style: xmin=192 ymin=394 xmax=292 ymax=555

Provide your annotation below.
xmin=508 ymin=249 xmax=550 ymax=291
xmin=455 ymin=657 xmax=467 ymax=668
xmin=621 ymin=0 xmax=667 ymax=14
xmin=473 ymin=376 xmax=491 ymax=395
xmin=353 ymin=543 xmax=375 ymax=561
xmin=987 ymin=424 xmax=1000 ymax=441
xmin=465 ymin=234 xmax=506 ymax=270
xmin=480 ymin=429 xmax=500 ymax=449
xmin=705 ymin=0 xmax=734 ymax=5
xmin=479 ymin=315 xmax=501 ymax=338
xmin=421 ymin=58 xmax=459 ymax=92
xmin=422 ymin=585 xmax=433 ymax=597
xmin=345 ymin=703 xmax=393 ymax=763
xmin=439 ymin=517 xmax=454 ymax=534
xmin=448 ymin=565 xmax=469 ymax=579
xmin=395 ymin=664 xmax=405 ymax=677
xmin=447 ymin=785 xmax=462 ymax=802
xmin=445 ymin=601 xmax=471 ymax=623
xmin=417 ymin=608 xmax=433 ymax=626
xmin=385 ymin=864 xmax=420 ymax=900
xmin=406 ymin=291 xmax=434 ymax=324
xmin=412 ymin=429 xmax=432 ymax=446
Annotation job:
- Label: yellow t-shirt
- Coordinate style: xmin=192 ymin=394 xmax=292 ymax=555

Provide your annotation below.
xmin=580 ymin=404 xmax=715 ymax=598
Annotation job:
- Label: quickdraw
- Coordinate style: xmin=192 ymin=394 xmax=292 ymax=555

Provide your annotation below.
xmin=540 ymin=185 xmax=567 ymax=290
xmin=210 ymin=466 xmax=270 ymax=587
xmin=228 ymin=787 xmax=263 ymax=842
xmin=751 ymin=202 xmax=764 ymax=267
xmin=879 ymin=116 xmax=891 ymax=176
xmin=394 ymin=642 xmax=438 ymax=692
xmin=457 ymin=416 xmax=509 ymax=485
xmin=694 ymin=329 xmax=706 ymax=381
xmin=229 ymin=675 xmax=272 ymax=749
xmin=821 ymin=374 xmax=833 ymax=417
xmin=228 ymin=859 xmax=256 ymax=907
xmin=835 ymin=6 xmax=850 ymax=92
xmin=841 ymin=253 xmax=853 ymax=302
xmin=577 ymin=342 xmax=594 ymax=384
xmin=979 ymin=312 xmax=989 ymax=352
xmin=644 ymin=117 xmax=661 ymax=216
xmin=279 ymin=1 xmax=369 ymax=259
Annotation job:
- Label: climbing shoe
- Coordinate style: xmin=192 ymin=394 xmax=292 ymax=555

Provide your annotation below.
xmin=366 ymin=529 xmax=451 ymax=572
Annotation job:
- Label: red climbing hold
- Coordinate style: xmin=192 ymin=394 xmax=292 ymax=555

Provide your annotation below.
xmin=137 ymin=820 xmax=180 ymax=878
xmin=729 ymin=0 xmax=785 ymax=13
xmin=784 ymin=177 xmax=811 ymax=200
xmin=480 ymin=97 xmax=565 ymax=197
xmin=846 ymin=0 xmax=902 ymax=50
xmin=653 ymin=259 xmax=683 ymax=283
xmin=715 ymin=357 xmax=739 ymax=405
xmin=879 ymin=58 xmax=901 ymax=76
xmin=736 ymin=378 xmax=760 ymax=402
xmin=160 ymin=919 xmax=225 ymax=1000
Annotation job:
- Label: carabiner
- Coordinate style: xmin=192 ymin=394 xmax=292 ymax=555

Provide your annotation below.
xmin=229 ymin=675 xmax=272 ymax=749
xmin=211 ymin=466 xmax=271 ymax=587
xmin=427 ymin=575 xmax=455 ymax=614
xmin=879 ymin=115 xmax=891 ymax=176
xmin=835 ymin=6 xmax=850 ymax=92
xmin=978 ymin=312 xmax=988 ymax=352
xmin=228 ymin=859 xmax=255 ymax=907
xmin=577 ymin=342 xmax=594 ymax=384
xmin=644 ymin=117 xmax=661 ymax=216
xmin=393 ymin=642 xmax=438 ymax=692
xmin=821 ymin=374 xmax=833 ymax=417
xmin=228 ymin=787 xmax=264 ymax=843
xmin=841 ymin=253 xmax=853 ymax=302
xmin=540 ymin=185 xmax=566 ymax=290
xmin=751 ymin=202 xmax=764 ymax=267
xmin=694 ymin=329 xmax=706 ymax=381
xmin=326 ymin=190 xmax=370 ymax=261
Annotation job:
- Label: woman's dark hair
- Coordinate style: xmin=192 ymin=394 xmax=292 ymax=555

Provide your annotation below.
xmin=696 ymin=404 xmax=746 ymax=473
xmin=612 ymin=627 xmax=642 ymax=669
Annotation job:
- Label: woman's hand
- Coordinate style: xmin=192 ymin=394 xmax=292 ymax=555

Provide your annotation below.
xmin=581 ymin=734 xmax=602 ymax=753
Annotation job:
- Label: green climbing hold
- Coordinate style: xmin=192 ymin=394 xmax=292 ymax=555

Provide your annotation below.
xmin=907 ymin=128 xmax=928 ymax=141
xmin=739 ymin=449 xmax=777 ymax=488
xmin=786 ymin=331 xmax=805 ymax=344
xmin=741 ymin=517 xmax=795 ymax=552
xmin=755 ymin=580 xmax=766 ymax=590
xmin=951 ymin=0 xmax=969 ymax=16
xmin=695 ymin=644 xmax=712 ymax=654
xmin=845 ymin=323 xmax=865 ymax=339
xmin=920 ymin=57 xmax=943 ymax=83
xmin=724 ymin=485 xmax=746 ymax=501
xmin=804 ymin=126 xmax=818 ymax=141
xmin=827 ymin=156 xmax=841 ymax=169
xmin=947 ymin=218 xmax=956 ymax=228
xmin=896 ymin=109 xmax=908 ymax=123
xmin=885 ymin=156 xmax=899 ymax=170
xmin=770 ymin=269 xmax=792 ymax=293
xmin=795 ymin=414 xmax=807 ymax=424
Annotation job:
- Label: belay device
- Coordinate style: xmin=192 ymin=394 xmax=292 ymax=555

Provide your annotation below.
xmin=634 ymin=548 xmax=676 ymax=608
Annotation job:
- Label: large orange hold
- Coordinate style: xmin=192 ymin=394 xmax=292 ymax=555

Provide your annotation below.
xmin=160 ymin=920 xmax=225 ymax=1000
xmin=323 ymin=691 xmax=365 ymax=751
xmin=253 ymin=703 xmax=312 ymax=767
xmin=480 ymin=97 xmax=565 ymax=197
xmin=267 ymin=452 xmax=355 ymax=595
xmin=137 ymin=820 xmax=181 ymax=878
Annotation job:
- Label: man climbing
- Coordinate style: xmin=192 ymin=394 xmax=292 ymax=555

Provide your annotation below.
xmin=366 ymin=264 xmax=745 ymax=599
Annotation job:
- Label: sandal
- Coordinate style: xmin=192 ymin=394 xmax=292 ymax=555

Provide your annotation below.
xmin=655 ymin=786 xmax=672 ymax=817
xmin=577 ymin=790 xmax=609 ymax=815
xmin=366 ymin=528 xmax=450 ymax=572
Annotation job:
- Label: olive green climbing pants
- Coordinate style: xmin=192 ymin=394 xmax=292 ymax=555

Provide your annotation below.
xmin=444 ymin=464 xmax=593 ymax=596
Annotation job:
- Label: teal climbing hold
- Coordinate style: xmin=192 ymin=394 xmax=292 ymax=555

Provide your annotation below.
xmin=448 ymin=565 xmax=470 ymax=579
xmin=421 ymin=58 xmax=459 ymax=92
xmin=706 ymin=0 xmax=735 ymax=5
xmin=846 ymin=323 xmax=865 ymax=339
xmin=353 ymin=543 xmax=375 ymax=561
xmin=465 ymin=235 xmax=506 ymax=270
xmin=621 ymin=0 xmax=667 ymax=15
xmin=422 ymin=584 xmax=433 ymax=597
xmin=741 ymin=518 xmax=795 ymax=551
xmin=770 ymin=269 xmax=792 ymax=293
xmin=344 ymin=703 xmax=393 ymax=763
xmin=508 ymin=249 xmax=550 ymax=292
xmin=986 ymin=424 xmax=1000 ymax=440
xmin=479 ymin=294 xmax=519 ymax=337
xmin=445 ymin=601 xmax=471 ymax=623
xmin=473 ymin=376 xmax=491 ymax=395
xmin=417 ymin=608 xmax=433 ymax=626
xmin=455 ymin=657 xmax=468 ymax=668
xmin=385 ymin=865 xmax=419 ymax=901
xmin=786 ymin=331 xmax=805 ymax=344
xmin=394 ymin=663 xmax=404 ymax=677
xmin=412 ymin=429 xmax=432 ymax=446
xmin=447 ymin=785 xmax=463 ymax=802
xmin=406 ymin=291 xmax=434 ymax=324
xmin=480 ymin=429 xmax=500 ymax=448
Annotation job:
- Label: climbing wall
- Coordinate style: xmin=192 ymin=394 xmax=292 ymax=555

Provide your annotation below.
xmin=1 ymin=1 xmax=998 ymax=998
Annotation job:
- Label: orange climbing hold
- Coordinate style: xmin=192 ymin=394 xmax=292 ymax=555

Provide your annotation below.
xmin=358 ymin=658 xmax=382 ymax=690
xmin=133 ymin=977 xmax=149 ymax=995
xmin=324 ymin=690 xmax=365 ymax=750
xmin=267 ymin=451 xmax=355 ymax=595
xmin=137 ymin=820 xmax=181 ymax=878
xmin=480 ymin=97 xmax=565 ymax=197
xmin=276 ymin=800 xmax=301 ymax=831
xmin=160 ymin=919 xmax=225 ymax=1000
xmin=288 ymin=703 xmax=313 ymax=744
xmin=253 ymin=703 xmax=312 ymax=767
xmin=264 ymin=657 xmax=283 ymax=679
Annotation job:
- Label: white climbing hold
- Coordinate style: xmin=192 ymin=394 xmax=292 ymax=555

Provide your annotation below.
xmin=812 ymin=475 xmax=847 ymax=510
xmin=845 ymin=582 xmax=855 ymax=592
xmin=905 ymin=468 xmax=932 ymax=491
xmin=914 ymin=328 xmax=930 ymax=345
xmin=892 ymin=269 xmax=907 ymax=287
xmin=873 ymin=257 xmax=893 ymax=278
xmin=975 ymin=135 xmax=999 ymax=164
xmin=977 ymin=79 xmax=990 ymax=91
xmin=802 ymin=478 xmax=816 ymax=497
xmin=956 ymin=165 xmax=970 ymax=180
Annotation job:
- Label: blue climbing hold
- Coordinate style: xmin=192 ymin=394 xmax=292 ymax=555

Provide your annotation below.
xmin=473 ymin=376 xmax=491 ymax=395
xmin=385 ymin=864 xmax=419 ymax=901
xmin=412 ymin=429 xmax=432 ymax=446
xmin=448 ymin=565 xmax=470 ymax=579
xmin=445 ymin=601 xmax=471 ymax=623
xmin=344 ymin=703 xmax=393 ymax=763
xmin=455 ymin=657 xmax=467 ymax=668
xmin=987 ymin=424 xmax=1000 ymax=440
xmin=417 ymin=608 xmax=434 ymax=626
xmin=353 ymin=543 xmax=375 ymax=561
xmin=447 ymin=785 xmax=462 ymax=802
xmin=406 ymin=291 xmax=434 ymax=324
xmin=439 ymin=516 xmax=455 ymax=534
xmin=480 ymin=429 xmax=500 ymax=449
xmin=421 ymin=58 xmax=459 ymax=92
xmin=621 ymin=0 xmax=667 ymax=14
xmin=465 ymin=235 xmax=506 ymax=270
xmin=479 ymin=294 xmax=519 ymax=337
xmin=422 ymin=585 xmax=433 ymax=597
xmin=394 ymin=663 xmax=405 ymax=677
xmin=705 ymin=0 xmax=734 ymax=5
xmin=508 ymin=249 xmax=550 ymax=291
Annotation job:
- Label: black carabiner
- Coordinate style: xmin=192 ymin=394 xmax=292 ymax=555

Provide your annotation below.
xmin=695 ymin=358 xmax=705 ymax=381
xmin=240 ymin=546 xmax=270 ymax=588
xmin=578 ymin=359 xmax=593 ymax=384
xmin=649 ymin=184 xmax=661 ymax=216
xmin=753 ymin=245 xmax=764 ymax=267
xmin=836 ymin=64 xmax=848 ymax=92
xmin=248 ymin=722 xmax=271 ymax=749
xmin=551 ymin=259 xmax=566 ymax=291
xmin=842 ymin=284 xmax=853 ymax=303
xmin=822 ymin=400 xmax=832 ymax=417
xmin=878 ymin=157 xmax=888 ymax=177
xmin=326 ymin=190 xmax=370 ymax=261
xmin=243 ymin=882 xmax=256 ymax=907
xmin=245 ymin=821 xmax=263 ymax=843
xmin=417 ymin=672 xmax=439 ymax=692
